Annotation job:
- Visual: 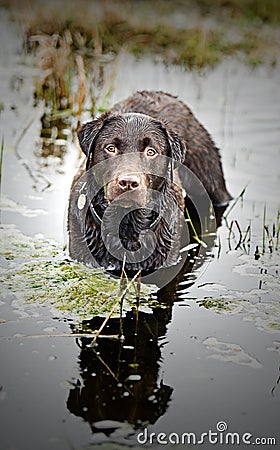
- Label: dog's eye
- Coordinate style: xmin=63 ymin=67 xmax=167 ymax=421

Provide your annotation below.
xmin=145 ymin=147 xmax=157 ymax=157
xmin=105 ymin=144 xmax=117 ymax=153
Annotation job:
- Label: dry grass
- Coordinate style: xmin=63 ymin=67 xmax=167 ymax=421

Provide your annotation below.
xmin=31 ymin=32 xmax=72 ymax=110
xmin=4 ymin=0 xmax=280 ymax=117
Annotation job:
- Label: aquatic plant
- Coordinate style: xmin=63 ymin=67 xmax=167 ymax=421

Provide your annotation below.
xmin=185 ymin=206 xmax=208 ymax=248
xmin=224 ymin=200 xmax=280 ymax=257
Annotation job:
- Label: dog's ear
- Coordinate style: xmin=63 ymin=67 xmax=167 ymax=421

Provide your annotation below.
xmin=164 ymin=126 xmax=186 ymax=165
xmin=77 ymin=111 xmax=110 ymax=157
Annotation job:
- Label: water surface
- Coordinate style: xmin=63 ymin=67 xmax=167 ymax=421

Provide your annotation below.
xmin=0 ymin=9 xmax=279 ymax=450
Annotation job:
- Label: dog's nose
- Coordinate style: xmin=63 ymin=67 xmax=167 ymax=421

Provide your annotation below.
xmin=118 ymin=174 xmax=140 ymax=191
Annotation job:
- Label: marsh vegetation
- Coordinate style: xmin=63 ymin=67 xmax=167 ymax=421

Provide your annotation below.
xmin=6 ymin=0 xmax=280 ymax=121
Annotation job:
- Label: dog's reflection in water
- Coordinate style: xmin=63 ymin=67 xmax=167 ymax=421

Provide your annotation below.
xmin=67 ymin=307 xmax=173 ymax=437
xmin=66 ymin=204 xmax=225 ymax=439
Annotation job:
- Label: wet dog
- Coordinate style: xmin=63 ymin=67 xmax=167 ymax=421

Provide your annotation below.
xmin=68 ymin=91 xmax=231 ymax=272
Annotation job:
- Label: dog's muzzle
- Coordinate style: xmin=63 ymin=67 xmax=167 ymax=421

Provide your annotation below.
xmin=105 ymin=172 xmax=148 ymax=207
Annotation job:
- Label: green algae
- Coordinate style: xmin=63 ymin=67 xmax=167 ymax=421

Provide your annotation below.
xmin=198 ymin=297 xmax=233 ymax=311
xmin=196 ymin=294 xmax=280 ymax=333
xmin=0 ymin=225 xmax=156 ymax=320
xmin=268 ymin=322 xmax=280 ymax=331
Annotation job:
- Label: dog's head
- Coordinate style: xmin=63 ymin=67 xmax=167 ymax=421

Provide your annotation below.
xmin=77 ymin=112 xmax=186 ymax=207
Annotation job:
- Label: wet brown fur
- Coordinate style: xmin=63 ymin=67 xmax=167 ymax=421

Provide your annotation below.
xmin=111 ymin=91 xmax=231 ymax=205
xmin=68 ymin=91 xmax=231 ymax=272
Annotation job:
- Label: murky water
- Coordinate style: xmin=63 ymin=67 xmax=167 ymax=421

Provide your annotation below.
xmin=1 ymin=9 xmax=279 ymax=450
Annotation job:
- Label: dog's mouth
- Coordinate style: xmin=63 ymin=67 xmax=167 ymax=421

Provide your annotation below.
xmin=110 ymin=191 xmax=148 ymax=208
